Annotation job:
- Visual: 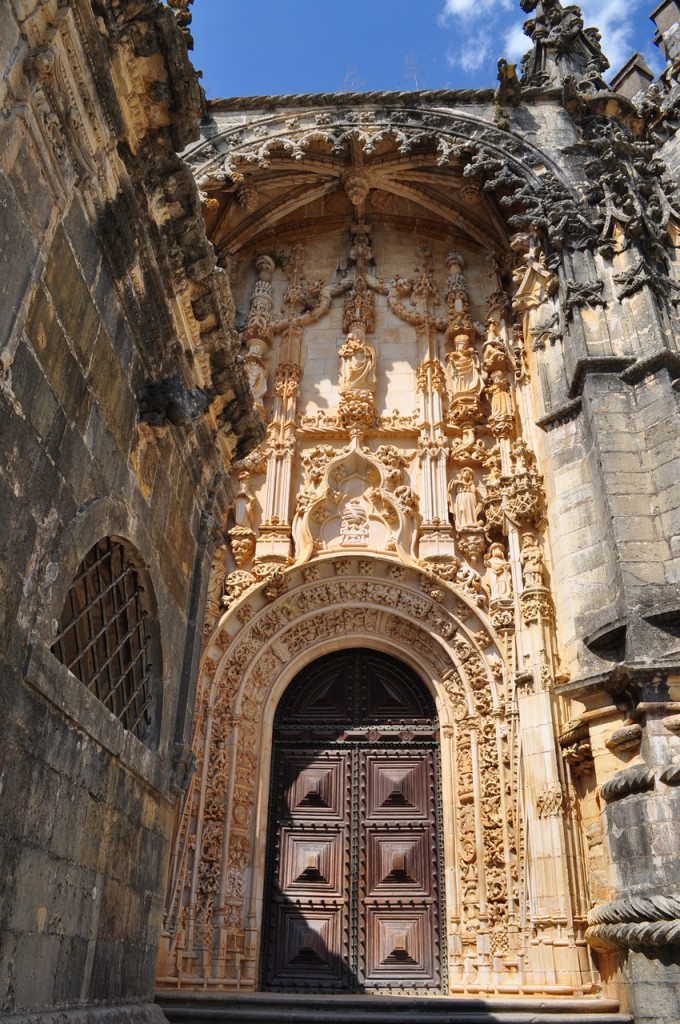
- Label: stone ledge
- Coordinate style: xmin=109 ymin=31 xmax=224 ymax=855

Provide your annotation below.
xmin=536 ymin=396 xmax=583 ymax=432
xmin=568 ymin=357 xmax=636 ymax=400
xmin=0 ymin=1005 xmax=168 ymax=1024
xmin=619 ymin=348 xmax=680 ymax=385
xmin=555 ymin=661 xmax=680 ymax=700
xmin=22 ymin=642 xmax=172 ymax=797
xmin=157 ymin=991 xmax=629 ymax=1023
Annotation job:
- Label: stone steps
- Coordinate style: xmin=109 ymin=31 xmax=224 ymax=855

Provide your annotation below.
xmin=156 ymin=992 xmax=634 ymax=1024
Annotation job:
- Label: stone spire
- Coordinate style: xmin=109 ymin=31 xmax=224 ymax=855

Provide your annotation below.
xmin=519 ymin=0 xmax=609 ymax=89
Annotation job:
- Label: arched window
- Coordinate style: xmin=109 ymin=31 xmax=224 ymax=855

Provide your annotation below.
xmin=51 ymin=537 xmax=159 ymax=745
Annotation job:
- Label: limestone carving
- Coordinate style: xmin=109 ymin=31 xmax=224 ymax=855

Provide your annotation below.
xmin=447 ymin=469 xmax=478 ymax=529
xmin=339 ymin=333 xmax=377 ymax=393
xmin=164 ymin=103 xmax=575 ymax=993
xmin=484 ymin=542 xmax=513 ymax=601
xmin=486 ymin=371 xmax=514 ymax=438
xmin=339 ymin=499 xmax=370 ymax=546
xmin=520 ymin=532 xmax=545 ymax=590
xmin=586 ymin=894 xmax=680 ymax=953
xmin=536 ymin=784 xmax=564 ymax=818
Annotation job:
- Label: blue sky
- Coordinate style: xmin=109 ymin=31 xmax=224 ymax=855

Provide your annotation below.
xmin=189 ymin=0 xmax=664 ymax=99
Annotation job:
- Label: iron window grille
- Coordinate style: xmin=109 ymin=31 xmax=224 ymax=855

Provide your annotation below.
xmin=51 ymin=537 xmax=155 ymax=744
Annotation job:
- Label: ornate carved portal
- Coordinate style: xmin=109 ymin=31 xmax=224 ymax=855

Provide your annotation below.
xmin=261 ymin=649 xmax=443 ymax=993
xmin=158 ymin=99 xmax=604 ymax=1000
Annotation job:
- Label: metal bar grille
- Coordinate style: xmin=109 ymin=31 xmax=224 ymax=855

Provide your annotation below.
xmin=51 ymin=537 xmax=154 ymax=743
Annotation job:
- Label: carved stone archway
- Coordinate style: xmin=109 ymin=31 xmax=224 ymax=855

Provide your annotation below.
xmin=158 ymin=553 xmax=592 ymax=996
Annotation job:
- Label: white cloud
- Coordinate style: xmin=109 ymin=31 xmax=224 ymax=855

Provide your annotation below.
xmin=455 ymin=29 xmax=493 ymax=72
xmin=438 ymin=0 xmax=512 ymax=26
xmin=503 ymin=21 xmax=529 ymax=62
xmin=579 ymin=0 xmax=643 ymax=74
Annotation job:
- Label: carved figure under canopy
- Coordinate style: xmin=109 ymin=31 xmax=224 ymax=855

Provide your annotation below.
xmin=339 ymin=333 xmax=377 ymax=393
xmin=447 ymin=336 xmax=483 ymax=400
xmin=520 ymin=531 xmax=545 ymax=589
xmin=445 ymin=250 xmax=468 ymax=312
xmin=488 ymin=371 xmax=513 ymax=418
xmin=484 ymin=542 xmax=513 ymax=600
xmin=233 ymin=475 xmax=255 ymax=530
xmin=244 ymin=340 xmax=268 ymax=409
xmin=449 ymin=468 xmax=484 ymax=530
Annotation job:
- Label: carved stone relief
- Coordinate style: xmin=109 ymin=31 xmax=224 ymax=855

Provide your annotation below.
xmin=161 ymin=128 xmax=576 ymax=996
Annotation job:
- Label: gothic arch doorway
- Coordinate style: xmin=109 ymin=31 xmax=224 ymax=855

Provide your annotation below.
xmin=261 ymin=648 xmax=445 ymax=993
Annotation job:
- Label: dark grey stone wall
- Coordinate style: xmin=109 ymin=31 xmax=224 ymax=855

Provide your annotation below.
xmin=0 ymin=2 xmax=259 ymax=1020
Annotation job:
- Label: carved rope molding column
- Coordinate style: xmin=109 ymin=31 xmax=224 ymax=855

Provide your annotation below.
xmin=586 ymin=894 xmax=680 ymax=953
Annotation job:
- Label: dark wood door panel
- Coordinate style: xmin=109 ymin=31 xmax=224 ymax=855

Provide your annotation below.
xmin=263 ymin=650 xmax=443 ymax=993
xmin=267 ymin=903 xmax=350 ymax=990
xmin=282 ymin=750 xmax=349 ymax=821
xmin=359 ymin=747 xmax=441 ymax=991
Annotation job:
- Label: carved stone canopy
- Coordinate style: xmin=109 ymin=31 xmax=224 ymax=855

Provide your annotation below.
xmin=186 ymin=103 xmax=577 ymax=261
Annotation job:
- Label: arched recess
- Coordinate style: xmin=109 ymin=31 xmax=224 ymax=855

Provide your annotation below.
xmin=189 ymin=102 xmax=576 ymax=252
xmin=159 ymin=553 xmax=523 ymax=994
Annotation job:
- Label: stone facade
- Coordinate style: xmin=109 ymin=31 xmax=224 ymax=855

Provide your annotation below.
xmin=2 ymin=1 xmax=680 ymax=1023
xmin=157 ymin=2 xmax=680 ymax=1022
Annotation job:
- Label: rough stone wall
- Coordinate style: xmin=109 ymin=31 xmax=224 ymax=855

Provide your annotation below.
xmin=0 ymin=1 xmax=259 ymax=1020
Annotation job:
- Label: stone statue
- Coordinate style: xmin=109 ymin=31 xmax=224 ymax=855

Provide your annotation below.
xmin=449 ymin=468 xmax=483 ymax=530
xmin=233 ymin=474 xmax=255 ymax=530
xmin=484 ymin=542 xmax=513 ymax=600
xmin=448 ymin=336 xmax=483 ymax=400
xmin=338 ymin=333 xmax=376 ymax=393
xmin=520 ymin=532 xmax=545 ymax=589
xmin=244 ymin=340 xmax=268 ymax=410
xmin=488 ymin=371 xmax=513 ymax=417
xmin=445 ymin=250 xmax=468 ymax=315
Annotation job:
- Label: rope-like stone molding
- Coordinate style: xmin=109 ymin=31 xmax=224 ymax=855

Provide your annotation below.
xmin=660 ymin=764 xmax=680 ymax=785
xmin=605 ymin=723 xmax=642 ymax=752
xmin=599 ymin=764 xmax=655 ymax=803
xmin=586 ymin=894 xmax=680 ymax=952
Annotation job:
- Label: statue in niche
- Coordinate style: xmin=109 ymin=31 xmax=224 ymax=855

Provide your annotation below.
xmin=449 ymin=468 xmax=484 ymax=530
xmin=520 ymin=532 xmax=545 ymax=589
xmin=244 ymin=339 xmax=268 ymax=412
xmin=446 ymin=327 xmax=484 ymax=433
xmin=488 ymin=371 xmax=513 ymax=417
xmin=338 ymin=333 xmax=376 ymax=393
xmin=487 ymin=370 xmax=515 ymax=437
xmin=448 ymin=335 xmax=483 ymax=399
xmin=229 ymin=473 xmax=257 ymax=569
xmin=484 ymin=542 xmax=513 ymax=600
xmin=482 ymin=319 xmax=511 ymax=372
xmin=233 ymin=474 xmax=255 ymax=530
xmin=445 ymin=250 xmax=469 ymax=315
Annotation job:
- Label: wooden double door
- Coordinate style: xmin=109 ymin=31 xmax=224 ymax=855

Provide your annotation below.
xmin=262 ymin=649 xmax=444 ymax=992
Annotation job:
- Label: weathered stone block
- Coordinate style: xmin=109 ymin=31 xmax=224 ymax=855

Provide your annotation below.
xmin=0 ymin=170 xmax=38 ymax=356
xmin=44 ymin=224 xmax=100 ymax=368
xmin=88 ymin=326 xmax=137 ymax=457
xmin=24 ymin=285 xmax=92 ymax=435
